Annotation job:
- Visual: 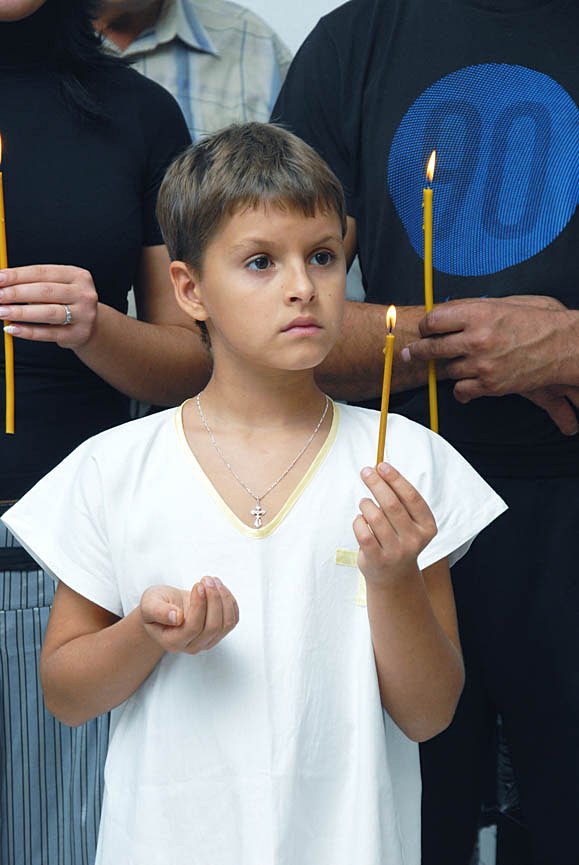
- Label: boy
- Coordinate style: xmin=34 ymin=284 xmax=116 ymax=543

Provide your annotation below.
xmin=3 ymin=123 xmax=506 ymax=865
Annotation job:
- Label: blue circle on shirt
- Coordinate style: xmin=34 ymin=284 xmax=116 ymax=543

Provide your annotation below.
xmin=387 ymin=64 xmax=578 ymax=276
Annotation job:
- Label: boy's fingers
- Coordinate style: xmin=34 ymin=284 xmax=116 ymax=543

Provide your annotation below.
xmin=141 ymin=586 xmax=184 ymax=626
xmin=364 ymin=464 xmax=434 ymax=527
xmin=199 ymin=578 xmax=225 ymax=647
xmin=163 ymin=605 xmax=184 ymax=626
xmin=353 ymin=513 xmax=378 ymax=551
xmin=183 ymin=582 xmax=208 ymax=638
xmin=358 ymin=497 xmax=396 ymax=545
xmin=142 ymin=600 xmax=181 ymax=626
xmin=214 ymin=579 xmax=239 ymax=632
xmin=360 ymin=467 xmax=414 ymax=536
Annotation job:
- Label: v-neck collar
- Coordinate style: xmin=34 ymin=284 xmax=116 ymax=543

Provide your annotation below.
xmin=174 ymin=400 xmax=340 ymax=539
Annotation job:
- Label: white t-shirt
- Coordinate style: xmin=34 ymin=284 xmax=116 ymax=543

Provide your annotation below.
xmin=3 ymin=402 xmax=506 ymax=865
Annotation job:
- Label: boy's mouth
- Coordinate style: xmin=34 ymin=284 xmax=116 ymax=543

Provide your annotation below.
xmin=282 ymin=316 xmax=322 ymax=334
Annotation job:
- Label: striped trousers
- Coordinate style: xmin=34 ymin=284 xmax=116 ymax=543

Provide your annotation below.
xmin=0 ymin=507 xmax=108 ymax=865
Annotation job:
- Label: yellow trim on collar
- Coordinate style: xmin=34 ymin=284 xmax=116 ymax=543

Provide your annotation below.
xmin=174 ymin=400 xmax=340 ymax=540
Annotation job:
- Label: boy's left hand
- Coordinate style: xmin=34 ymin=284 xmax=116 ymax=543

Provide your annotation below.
xmin=354 ymin=463 xmax=437 ymax=586
xmin=140 ymin=577 xmax=239 ymax=655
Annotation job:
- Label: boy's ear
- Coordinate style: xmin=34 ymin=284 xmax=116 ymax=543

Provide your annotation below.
xmin=169 ymin=261 xmax=209 ymax=323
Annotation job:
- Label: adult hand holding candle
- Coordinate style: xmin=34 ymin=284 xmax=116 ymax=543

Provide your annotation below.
xmin=423 ymin=150 xmax=438 ymax=433
xmin=0 ymin=135 xmax=14 ymax=434
xmin=376 ymin=305 xmax=396 ymax=465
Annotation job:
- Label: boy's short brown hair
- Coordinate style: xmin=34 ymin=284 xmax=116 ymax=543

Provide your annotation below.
xmin=157 ymin=122 xmax=347 ymax=273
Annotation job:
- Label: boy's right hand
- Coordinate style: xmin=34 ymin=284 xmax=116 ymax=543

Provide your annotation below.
xmin=140 ymin=577 xmax=239 ymax=655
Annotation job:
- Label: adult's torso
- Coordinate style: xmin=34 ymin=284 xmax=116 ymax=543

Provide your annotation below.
xmin=276 ymin=0 xmax=579 ymax=477
xmin=0 ymin=61 xmax=186 ymax=498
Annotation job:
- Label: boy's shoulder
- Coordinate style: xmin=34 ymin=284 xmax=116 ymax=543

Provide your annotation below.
xmin=336 ymin=402 xmax=450 ymax=478
xmin=338 ymin=402 xmax=433 ymax=442
xmin=74 ymin=407 xmax=178 ymax=466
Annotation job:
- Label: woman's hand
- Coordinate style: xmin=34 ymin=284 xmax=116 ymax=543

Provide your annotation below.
xmin=354 ymin=462 xmax=437 ymax=586
xmin=140 ymin=577 xmax=239 ymax=655
xmin=0 ymin=264 xmax=98 ymax=348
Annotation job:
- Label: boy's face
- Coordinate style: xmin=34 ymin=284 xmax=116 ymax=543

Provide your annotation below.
xmin=175 ymin=203 xmax=346 ymax=374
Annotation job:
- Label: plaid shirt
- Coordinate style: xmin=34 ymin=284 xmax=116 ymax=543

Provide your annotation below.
xmin=105 ymin=0 xmax=292 ymax=141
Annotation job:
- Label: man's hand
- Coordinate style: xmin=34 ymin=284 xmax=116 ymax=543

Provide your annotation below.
xmin=522 ymin=385 xmax=579 ymax=436
xmin=140 ymin=577 xmax=239 ymax=655
xmin=402 ymin=297 xmax=579 ymax=433
xmin=354 ymin=462 xmax=437 ymax=586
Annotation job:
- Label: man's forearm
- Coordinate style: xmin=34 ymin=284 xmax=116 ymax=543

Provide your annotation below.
xmin=317 ymin=300 xmax=444 ymax=401
xmin=557 ymin=309 xmax=579 ymax=386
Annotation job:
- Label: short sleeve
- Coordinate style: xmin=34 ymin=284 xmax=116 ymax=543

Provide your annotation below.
xmin=2 ymin=443 xmax=122 ymax=617
xmin=140 ymin=80 xmax=191 ymax=247
xmin=271 ymin=20 xmax=356 ymax=213
xmin=387 ymin=416 xmax=507 ymax=571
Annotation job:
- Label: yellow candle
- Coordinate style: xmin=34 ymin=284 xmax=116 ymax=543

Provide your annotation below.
xmin=376 ymin=305 xmax=396 ymax=465
xmin=423 ymin=150 xmax=438 ymax=434
xmin=0 ymin=135 xmax=14 ymax=435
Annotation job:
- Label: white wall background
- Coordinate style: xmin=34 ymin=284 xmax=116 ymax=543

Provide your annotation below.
xmin=241 ymin=0 xmax=344 ymax=55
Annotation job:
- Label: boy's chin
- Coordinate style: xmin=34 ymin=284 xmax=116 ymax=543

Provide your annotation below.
xmin=280 ymin=345 xmax=333 ymax=371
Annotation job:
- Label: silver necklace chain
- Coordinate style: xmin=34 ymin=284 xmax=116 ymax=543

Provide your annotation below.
xmin=195 ymin=393 xmax=330 ymax=528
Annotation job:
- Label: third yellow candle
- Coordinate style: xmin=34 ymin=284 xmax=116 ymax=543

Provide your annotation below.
xmin=423 ymin=150 xmax=438 ymax=434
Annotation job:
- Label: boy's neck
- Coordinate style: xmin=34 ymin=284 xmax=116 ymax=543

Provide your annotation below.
xmin=182 ymin=369 xmax=334 ymax=530
xmin=196 ymin=369 xmax=324 ymax=431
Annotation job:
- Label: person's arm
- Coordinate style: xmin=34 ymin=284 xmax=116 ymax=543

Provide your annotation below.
xmin=558 ymin=310 xmax=579 ymax=384
xmin=406 ymin=297 xmax=579 ymax=395
xmin=41 ymin=576 xmax=238 ymax=727
xmin=318 ymin=300 xmax=434 ymax=400
xmin=404 ymin=298 xmax=579 ymax=434
xmin=354 ymin=462 xmax=464 ymax=742
xmin=0 ymin=245 xmax=211 ymax=405
xmin=317 ymin=218 xmax=579 ymax=433
xmin=317 ymin=217 xmax=436 ymax=400
xmin=77 ymin=244 xmax=211 ymax=402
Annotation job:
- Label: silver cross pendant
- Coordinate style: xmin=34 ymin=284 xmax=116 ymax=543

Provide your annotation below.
xmin=250 ymin=501 xmax=266 ymax=528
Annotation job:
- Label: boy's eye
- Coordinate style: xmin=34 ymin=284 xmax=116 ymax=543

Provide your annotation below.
xmin=310 ymin=251 xmax=334 ymax=266
xmin=247 ymin=255 xmax=272 ymax=271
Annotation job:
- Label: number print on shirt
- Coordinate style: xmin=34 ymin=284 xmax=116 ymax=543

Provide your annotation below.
xmin=387 ymin=64 xmax=578 ymax=277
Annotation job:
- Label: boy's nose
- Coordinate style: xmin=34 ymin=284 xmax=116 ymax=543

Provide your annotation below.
xmin=286 ymin=265 xmax=316 ymax=303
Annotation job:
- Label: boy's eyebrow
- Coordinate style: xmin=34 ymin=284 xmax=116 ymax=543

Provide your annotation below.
xmin=230 ymin=234 xmax=343 ymax=252
xmin=311 ymin=234 xmax=344 ymax=246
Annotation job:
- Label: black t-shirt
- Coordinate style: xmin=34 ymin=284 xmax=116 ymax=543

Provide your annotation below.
xmin=0 ymin=31 xmax=190 ymax=498
xmin=273 ymin=0 xmax=579 ymax=478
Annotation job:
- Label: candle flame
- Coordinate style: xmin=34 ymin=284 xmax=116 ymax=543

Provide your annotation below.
xmin=386 ymin=305 xmax=397 ymax=332
xmin=426 ymin=150 xmax=436 ymax=183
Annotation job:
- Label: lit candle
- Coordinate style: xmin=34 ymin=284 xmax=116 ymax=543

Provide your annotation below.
xmin=376 ymin=305 xmax=396 ymax=465
xmin=0 ymin=135 xmax=14 ymax=435
xmin=423 ymin=149 xmax=438 ymax=433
